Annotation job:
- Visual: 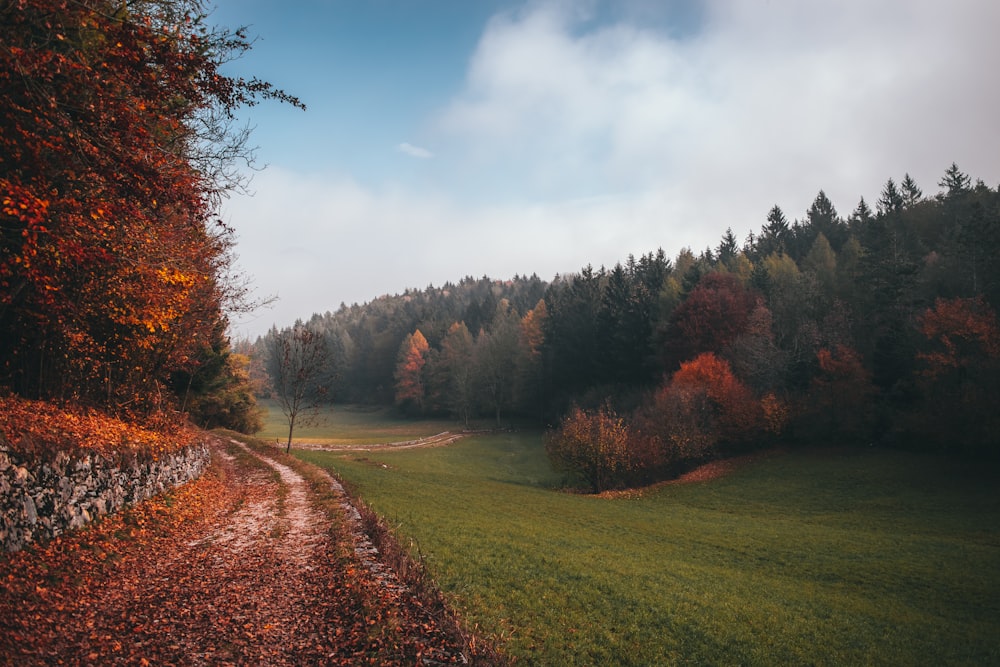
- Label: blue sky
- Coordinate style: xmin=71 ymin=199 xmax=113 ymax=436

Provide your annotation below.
xmin=211 ymin=0 xmax=1000 ymax=338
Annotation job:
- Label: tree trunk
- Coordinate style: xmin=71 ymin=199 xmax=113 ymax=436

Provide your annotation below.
xmin=286 ymin=414 xmax=295 ymax=454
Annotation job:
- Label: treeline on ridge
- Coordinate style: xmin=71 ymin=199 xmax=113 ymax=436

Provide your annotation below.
xmin=251 ymin=164 xmax=1000 ymax=490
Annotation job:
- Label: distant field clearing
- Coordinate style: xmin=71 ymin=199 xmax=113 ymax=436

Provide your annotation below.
xmin=255 ymin=400 xmax=469 ymax=446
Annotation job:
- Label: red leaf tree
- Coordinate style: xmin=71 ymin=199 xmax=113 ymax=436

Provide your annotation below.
xmin=802 ymin=345 xmax=875 ymax=442
xmin=663 ymin=273 xmax=760 ymax=368
xmin=639 ymin=352 xmax=773 ymax=464
xmin=914 ymin=297 xmax=1000 ymax=454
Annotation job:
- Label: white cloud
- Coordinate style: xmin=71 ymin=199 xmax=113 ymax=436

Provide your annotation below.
xmin=227 ymin=0 xmax=1000 ymax=337
xmin=436 ymin=0 xmax=1000 ymax=218
xmin=397 ymin=142 xmax=434 ymax=159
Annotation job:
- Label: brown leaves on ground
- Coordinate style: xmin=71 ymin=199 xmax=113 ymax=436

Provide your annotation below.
xmin=0 ymin=395 xmax=198 ymax=461
xmin=0 ymin=437 xmax=469 ymax=665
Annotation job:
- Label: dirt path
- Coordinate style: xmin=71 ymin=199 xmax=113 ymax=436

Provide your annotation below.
xmin=0 ymin=437 xmax=469 ymax=665
xmin=294 ymin=431 xmax=476 ymax=453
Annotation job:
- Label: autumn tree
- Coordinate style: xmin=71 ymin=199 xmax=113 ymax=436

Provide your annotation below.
xmin=637 ymin=353 xmax=772 ymax=470
xmin=266 ymin=325 xmax=330 ymax=452
xmin=802 ymin=345 xmax=874 ymax=442
xmin=663 ymin=272 xmax=759 ymax=369
xmin=394 ymin=329 xmax=430 ymax=413
xmin=914 ymin=297 xmax=1000 ymax=454
xmin=545 ymin=403 xmax=634 ymax=493
xmin=170 ymin=322 xmax=263 ymax=433
xmin=0 ymin=0 xmax=301 ymax=416
xmin=724 ymin=303 xmax=787 ymax=393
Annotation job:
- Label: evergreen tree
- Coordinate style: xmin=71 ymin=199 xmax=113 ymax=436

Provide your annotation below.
xmin=937 ymin=162 xmax=971 ymax=200
xmin=432 ymin=322 xmax=476 ymax=426
xmin=543 ymin=266 xmax=604 ymax=401
xmin=475 ymin=301 xmax=521 ymax=426
xmin=717 ymin=228 xmax=740 ymax=266
xmin=806 ymin=190 xmax=847 ymax=251
xmin=901 ymin=173 xmax=923 ymax=208
xmin=848 ymin=197 xmax=874 ymax=234
xmin=597 ymin=263 xmax=654 ymax=386
xmin=753 ymin=205 xmax=791 ymax=259
xmin=877 ymin=178 xmax=905 ymax=217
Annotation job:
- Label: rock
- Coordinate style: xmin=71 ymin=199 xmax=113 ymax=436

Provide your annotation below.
xmin=23 ymin=494 xmax=38 ymax=525
xmin=57 ymin=476 xmax=73 ymax=502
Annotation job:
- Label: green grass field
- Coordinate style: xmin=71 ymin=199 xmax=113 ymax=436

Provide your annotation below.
xmin=290 ymin=410 xmax=1000 ymax=665
xmin=256 ymin=399 xmax=465 ymax=445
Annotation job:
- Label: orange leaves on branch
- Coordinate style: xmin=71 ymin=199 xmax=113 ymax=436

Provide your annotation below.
xmin=393 ymin=329 xmax=430 ymax=409
xmin=760 ymin=392 xmax=789 ymax=435
xmin=1 ymin=0 xmax=297 ymax=415
xmin=671 ymin=352 xmax=764 ymax=440
xmin=918 ymin=296 xmax=1000 ymax=378
xmin=546 ymin=403 xmax=634 ymax=493
xmin=639 ymin=353 xmax=777 ymax=465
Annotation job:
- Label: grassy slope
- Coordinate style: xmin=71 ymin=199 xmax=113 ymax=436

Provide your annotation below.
xmin=296 ymin=428 xmax=1000 ymax=666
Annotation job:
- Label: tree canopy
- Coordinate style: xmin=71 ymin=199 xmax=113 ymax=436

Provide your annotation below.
xmin=1 ymin=0 xmax=300 ymax=429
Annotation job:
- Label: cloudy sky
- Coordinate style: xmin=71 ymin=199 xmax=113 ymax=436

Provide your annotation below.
xmin=210 ymin=0 xmax=1000 ymax=339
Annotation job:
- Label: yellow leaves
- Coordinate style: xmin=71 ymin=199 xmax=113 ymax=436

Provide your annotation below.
xmin=157 ymin=266 xmax=195 ymax=288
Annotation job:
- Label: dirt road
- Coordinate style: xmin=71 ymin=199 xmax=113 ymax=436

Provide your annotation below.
xmin=0 ymin=437 xmax=470 ymax=665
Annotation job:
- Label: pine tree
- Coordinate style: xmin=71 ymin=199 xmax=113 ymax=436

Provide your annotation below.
xmin=877 ymin=178 xmax=904 ymax=217
xmin=717 ymin=228 xmax=740 ymax=266
xmin=901 ymin=173 xmax=923 ymax=208
xmin=753 ymin=205 xmax=791 ymax=259
xmin=937 ymin=162 xmax=971 ymax=200
xmin=806 ymin=190 xmax=845 ymax=250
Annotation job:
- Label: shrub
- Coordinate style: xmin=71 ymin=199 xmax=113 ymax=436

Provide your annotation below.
xmin=545 ymin=403 xmax=635 ymax=493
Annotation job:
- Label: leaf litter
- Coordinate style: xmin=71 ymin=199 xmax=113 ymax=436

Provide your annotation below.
xmin=0 ymin=436 xmax=474 ymax=665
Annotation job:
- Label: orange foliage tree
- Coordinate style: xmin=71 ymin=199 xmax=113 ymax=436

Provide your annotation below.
xmin=545 ymin=403 xmax=634 ymax=493
xmin=393 ymin=330 xmax=430 ymax=412
xmin=639 ymin=352 xmax=774 ymax=464
xmin=0 ymin=0 xmax=301 ymax=417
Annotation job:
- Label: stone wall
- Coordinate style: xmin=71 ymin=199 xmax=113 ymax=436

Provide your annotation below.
xmin=0 ymin=441 xmax=211 ymax=553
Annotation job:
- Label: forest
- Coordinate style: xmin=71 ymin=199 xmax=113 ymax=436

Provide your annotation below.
xmin=253 ymin=166 xmax=1000 ymax=490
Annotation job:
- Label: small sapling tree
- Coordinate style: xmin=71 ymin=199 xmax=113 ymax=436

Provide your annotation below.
xmin=265 ymin=324 xmax=331 ymax=452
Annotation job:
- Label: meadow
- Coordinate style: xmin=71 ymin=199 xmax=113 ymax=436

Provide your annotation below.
xmin=281 ymin=405 xmax=1000 ymax=665
xmin=256 ymin=398 xmax=464 ymax=446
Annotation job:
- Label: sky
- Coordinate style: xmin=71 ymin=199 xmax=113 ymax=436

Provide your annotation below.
xmin=209 ymin=0 xmax=1000 ymax=339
